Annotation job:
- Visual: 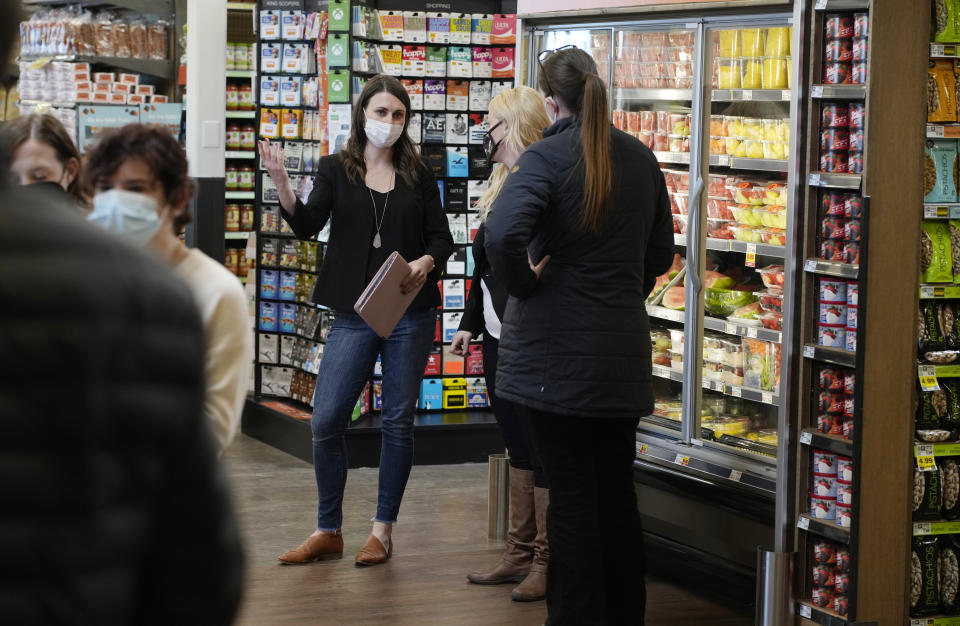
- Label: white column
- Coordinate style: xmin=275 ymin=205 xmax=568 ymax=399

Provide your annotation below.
xmin=185 ymin=0 xmax=227 ymax=178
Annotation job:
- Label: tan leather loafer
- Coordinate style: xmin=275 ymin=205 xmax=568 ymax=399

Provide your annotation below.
xmin=278 ymin=532 xmax=344 ymax=564
xmin=355 ymin=534 xmax=392 ymax=567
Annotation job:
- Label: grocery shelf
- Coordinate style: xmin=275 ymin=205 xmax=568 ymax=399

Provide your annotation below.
xmin=226 ymin=70 xmax=256 ymax=79
xmin=931 ymin=43 xmax=960 ymax=59
xmin=920 ymin=364 xmax=960 ymax=378
xmin=797 ymin=514 xmax=851 ymax=543
xmin=23 ymin=0 xmax=174 ymax=14
xmin=690 ymin=236 xmax=787 ymax=258
xmin=226 ymin=1 xmax=256 ymax=10
xmin=224 ymin=232 xmax=252 ymax=239
xmin=814 ymin=0 xmax=869 ymax=8
xmin=923 ymin=203 xmax=960 ymax=218
xmin=927 ymin=123 xmax=960 ymax=139
xmin=802 ymin=344 xmax=857 ymax=368
xmin=799 ymin=429 xmax=854 ymax=457
xmin=226 ymin=110 xmax=257 ymax=119
xmin=915 ymin=442 xmax=960 ymax=459
xmin=18 ymin=54 xmax=172 ymax=80
xmin=810 ymin=84 xmax=867 ymax=100
xmin=797 ymin=601 xmax=848 ymax=626
xmin=727 ymin=157 xmax=790 ymax=172
xmin=910 ymin=617 xmax=960 ymax=626
xmin=225 ymin=150 xmax=256 ymax=160
xmin=913 ymin=520 xmax=960 ymax=536
xmin=711 ymin=89 xmax=791 ymax=102
xmin=613 ymin=88 xmax=692 ymax=102
xmin=225 ymin=191 xmax=256 ymax=200
xmin=920 ymin=284 xmax=960 ymax=299
xmin=651 ymin=364 xmax=779 ymax=406
xmin=653 ymin=151 xmax=690 ymax=165
xmin=17 ymin=99 xmax=76 ymax=109
xmin=803 ymin=258 xmax=859 ymax=279
xmin=808 ymin=172 xmax=862 ymax=190
xmin=647 ymin=304 xmax=783 ymax=343
xmin=703 ymin=316 xmax=783 ymax=344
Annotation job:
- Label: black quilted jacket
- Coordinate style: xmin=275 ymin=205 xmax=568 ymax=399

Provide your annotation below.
xmin=0 ymin=184 xmax=244 ymax=625
xmin=485 ymin=117 xmax=675 ymax=418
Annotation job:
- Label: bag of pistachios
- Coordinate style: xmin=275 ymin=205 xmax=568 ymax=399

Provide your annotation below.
xmin=912 ymin=535 xmax=941 ymax=617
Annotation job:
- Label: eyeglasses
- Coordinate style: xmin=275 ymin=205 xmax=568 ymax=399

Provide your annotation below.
xmin=537 ymin=44 xmax=577 ymax=96
xmin=483 ymin=120 xmax=504 ymax=156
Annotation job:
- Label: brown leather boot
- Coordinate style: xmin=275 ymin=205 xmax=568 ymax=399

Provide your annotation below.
xmin=277 ymin=531 xmax=344 ymax=564
xmin=467 ymin=466 xmax=536 ymax=585
xmin=512 ymin=486 xmax=549 ymax=602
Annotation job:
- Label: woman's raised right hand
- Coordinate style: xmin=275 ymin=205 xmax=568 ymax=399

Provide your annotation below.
xmin=258 ymin=139 xmax=287 ymax=183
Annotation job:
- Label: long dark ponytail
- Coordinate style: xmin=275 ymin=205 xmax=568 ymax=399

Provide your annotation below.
xmin=539 ymin=47 xmax=612 ymax=232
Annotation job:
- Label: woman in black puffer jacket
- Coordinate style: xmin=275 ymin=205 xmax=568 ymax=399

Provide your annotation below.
xmin=484 ymin=46 xmax=675 ymax=626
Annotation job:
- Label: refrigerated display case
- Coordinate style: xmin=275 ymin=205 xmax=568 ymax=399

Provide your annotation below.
xmin=529 ymin=15 xmax=800 ymax=572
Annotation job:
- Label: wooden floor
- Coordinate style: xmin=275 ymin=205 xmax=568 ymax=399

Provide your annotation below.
xmin=224 ymin=435 xmax=754 ymax=626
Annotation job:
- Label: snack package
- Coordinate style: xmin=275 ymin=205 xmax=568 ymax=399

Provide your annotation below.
xmin=928 ymin=59 xmax=958 ymax=122
xmin=922 ymin=220 xmax=955 ymax=283
xmin=924 ymin=140 xmax=959 ymax=203
xmin=952 ymin=219 xmax=960 ymax=284
xmin=914 ymin=467 xmax=944 ymax=520
xmin=912 ymin=535 xmax=941 ymax=617
xmin=943 ymin=458 xmax=960 ymax=523
xmin=934 ymin=0 xmax=960 ymax=43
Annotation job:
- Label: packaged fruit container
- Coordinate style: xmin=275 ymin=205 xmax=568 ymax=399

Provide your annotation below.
xmin=673 ymin=214 xmax=687 ymax=234
xmin=707 ymin=174 xmax=728 ymax=197
xmin=707 ymin=218 xmax=735 ymax=239
xmin=722 ymin=364 xmax=745 ymax=386
xmin=669 ymin=349 xmax=683 ymax=371
xmin=741 ymin=117 xmax=763 ymax=141
xmin=710 ymin=137 xmax=727 ymax=155
xmin=703 ymin=334 xmax=725 ymax=362
xmin=707 ymin=198 xmax=735 ymax=220
xmin=669 ymin=113 xmax=690 ymax=136
xmin=718 ymin=29 xmax=742 ymax=57
xmin=669 ymin=328 xmax=685 ymax=352
xmin=731 ymin=224 xmax=764 ymax=243
xmin=765 ymin=27 xmax=791 ymax=58
xmin=725 ymin=115 xmax=743 ymax=138
xmin=759 ymin=206 xmax=787 ymax=229
xmin=668 ymin=134 xmax=689 ymax=153
xmin=725 ymin=137 xmax=745 ymax=157
xmin=761 ymin=57 xmax=789 ymax=88
xmin=757 ymin=265 xmax=785 ymax=289
xmin=760 ymin=228 xmax=787 ymax=246
xmin=758 ymin=310 xmax=783 ymax=331
xmin=656 ymin=111 xmax=672 ymax=132
xmin=639 ymin=110 xmax=656 ymax=131
xmin=673 ymin=192 xmax=689 ymax=215
xmin=717 ymin=58 xmax=742 ymax=88
xmin=719 ymin=337 xmax=744 ymax=367
xmin=742 ymin=58 xmax=763 ymax=89
xmin=732 ymin=182 xmax=765 ymax=205
xmin=732 ymin=204 xmax=763 ymax=226
xmin=743 ymin=139 xmax=765 ymax=159
xmin=741 ymin=28 xmax=766 ymax=57
xmin=762 ymin=119 xmax=782 ymax=142
xmin=765 ymin=183 xmax=788 ymax=206
xmin=653 ymin=131 xmax=670 ymax=151
xmin=759 ymin=289 xmax=784 ymax=313
xmin=710 ymin=115 xmax=725 ymax=136
xmin=762 ymin=141 xmax=787 ymax=160
xmin=742 ymin=337 xmax=778 ymax=391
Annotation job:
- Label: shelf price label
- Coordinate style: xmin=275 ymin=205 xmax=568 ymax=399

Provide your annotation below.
xmin=799 ymin=603 xmax=812 ymax=619
xmin=741 ymin=90 xmax=753 ymax=101
xmin=762 ymin=392 xmax=774 ymax=405
xmin=674 ymin=454 xmax=689 ymax=466
xmin=921 ymin=285 xmax=947 ymax=298
xmin=800 ymin=431 xmax=813 ymax=445
xmin=811 ymin=86 xmax=823 ymax=99
xmin=808 ymin=173 xmax=822 ymax=186
xmin=920 ymin=365 xmax=941 ymax=392
xmin=745 ymin=244 xmax=757 ymax=268
xmin=725 ymin=323 xmax=738 ymax=336
xmin=747 ymin=327 xmax=759 ymax=339
xmin=797 ymin=515 xmax=810 ymax=530
xmin=729 ymin=386 xmax=742 ymax=398
xmin=918 ymin=454 xmax=938 ymax=471
xmin=803 ymin=345 xmax=816 ymax=358
xmin=729 ymin=469 xmax=742 ymax=482
xmin=639 ymin=443 xmax=648 ymax=456
xmin=781 ymin=90 xmax=791 ymax=101
xmin=929 ymin=123 xmax=947 ymax=138
xmin=914 ymin=522 xmax=933 ymax=536
xmin=814 ymin=0 xmax=827 ymax=8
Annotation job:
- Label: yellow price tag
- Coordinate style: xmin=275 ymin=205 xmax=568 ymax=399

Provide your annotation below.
xmin=918 ymin=455 xmax=937 ymax=471
xmin=28 ymin=56 xmax=52 ymax=71
xmin=639 ymin=444 xmax=648 ymax=455
xmin=745 ymin=244 xmax=757 ymax=268
xmin=920 ymin=375 xmax=941 ymax=392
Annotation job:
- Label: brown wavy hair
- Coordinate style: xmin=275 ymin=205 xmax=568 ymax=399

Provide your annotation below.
xmin=340 ymin=74 xmax=422 ymax=188
xmin=1 ymin=113 xmax=88 ymax=208
xmin=539 ymin=47 xmax=613 ymax=232
xmin=83 ymin=124 xmax=196 ymax=234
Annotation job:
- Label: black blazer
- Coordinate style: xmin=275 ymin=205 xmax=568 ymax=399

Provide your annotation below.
xmin=485 ymin=116 xmax=675 ymax=419
xmin=459 ymin=222 xmax=508 ymax=337
xmin=282 ymin=154 xmax=455 ymax=311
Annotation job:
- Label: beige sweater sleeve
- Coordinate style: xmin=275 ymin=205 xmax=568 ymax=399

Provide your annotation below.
xmin=202 ymin=284 xmax=253 ymax=453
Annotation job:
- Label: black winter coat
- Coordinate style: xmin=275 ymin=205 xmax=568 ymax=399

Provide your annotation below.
xmin=484 ymin=117 xmax=675 ymax=418
xmin=458 ymin=223 xmax=508 ymax=337
xmin=0 ymin=186 xmax=243 ymax=625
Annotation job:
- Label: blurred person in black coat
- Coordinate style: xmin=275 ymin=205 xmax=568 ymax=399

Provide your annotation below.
xmin=0 ymin=3 xmax=243 ymax=622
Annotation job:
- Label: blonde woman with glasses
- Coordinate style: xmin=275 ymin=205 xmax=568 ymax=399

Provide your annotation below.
xmin=450 ymin=86 xmax=552 ymax=603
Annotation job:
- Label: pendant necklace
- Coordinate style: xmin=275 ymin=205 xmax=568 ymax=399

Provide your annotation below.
xmin=368 ymin=171 xmax=392 ymax=249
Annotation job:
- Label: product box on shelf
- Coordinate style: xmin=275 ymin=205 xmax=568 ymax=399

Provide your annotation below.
xmin=442 ymin=377 xmax=467 ymax=409
xmin=420 ymin=378 xmax=442 ymax=410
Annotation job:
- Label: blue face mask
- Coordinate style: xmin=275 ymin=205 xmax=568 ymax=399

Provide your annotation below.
xmin=87 ymin=189 xmax=161 ymax=247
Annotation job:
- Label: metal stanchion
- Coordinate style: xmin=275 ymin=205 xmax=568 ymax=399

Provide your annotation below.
xmin=487 ymin=453 xmax=510 ymax=540
xmin=756 ymin=547 xmax=794 ymax=625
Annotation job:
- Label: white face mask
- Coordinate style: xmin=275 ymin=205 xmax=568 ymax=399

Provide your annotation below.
xmin=87 ymin=189 xmax=161 ymax=247
xmin=545 ymin=98 xmax=559 ymax=125
xmin=365 ymin=118 xmax=405 ymax=148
